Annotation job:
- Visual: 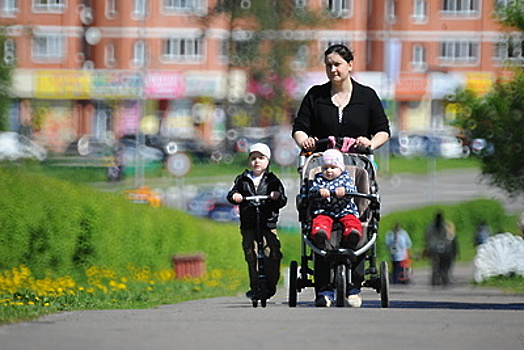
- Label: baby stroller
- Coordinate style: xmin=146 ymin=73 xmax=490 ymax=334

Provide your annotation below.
xmin=288 ymin=137 xmax=389 ymax=308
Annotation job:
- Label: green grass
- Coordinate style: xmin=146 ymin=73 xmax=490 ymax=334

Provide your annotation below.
xmin=477 ymin=274 xmax=524 ymax=294
xmin=2 ymin=153 xmax=522 ymax=326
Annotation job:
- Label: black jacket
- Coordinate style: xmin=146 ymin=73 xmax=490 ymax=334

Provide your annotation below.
xmin=227 ymin=170 xmax=287 ymax=229
xmin=292 ymin=79 xmax=390 ymax=143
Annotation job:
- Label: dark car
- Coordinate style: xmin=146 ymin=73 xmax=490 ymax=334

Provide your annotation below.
xmin=187 ymin=188 xmax=239 ymax=222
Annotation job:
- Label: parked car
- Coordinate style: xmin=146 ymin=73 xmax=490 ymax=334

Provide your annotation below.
xmin=0 ymin=132 xmax=47 ymax=161
xmin=118 ymin=138 xmax=165 ymax=166
xmin=393 ymin=133 xmax=469 ymax=158
xmin=187 ymin=188 xmax=239 ymax=222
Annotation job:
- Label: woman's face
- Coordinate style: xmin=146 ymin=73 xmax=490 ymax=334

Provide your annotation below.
xmin=324 ymin=53 xmax=352 ymax=83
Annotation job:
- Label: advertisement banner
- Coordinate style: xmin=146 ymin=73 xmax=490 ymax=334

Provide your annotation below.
xmin=145 ymin=71 xmax=184 ymax=99
xmin=395 ymin=73 xmax=428 ymax=101
xmin=91 ymin=70 xmax=142 ymax=99
xmin=34 ymin=70 xmax=90 ymax=99
xmin=464 ymin=72 xmax=493 ymax=96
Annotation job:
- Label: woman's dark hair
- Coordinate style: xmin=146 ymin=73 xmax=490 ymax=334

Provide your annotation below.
xmin=324 ymin=44 xmax=354 ymax=63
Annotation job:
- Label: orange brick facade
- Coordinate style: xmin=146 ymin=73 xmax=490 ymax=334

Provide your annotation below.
xmin=0 ymin=0 xmax=517 ymax=152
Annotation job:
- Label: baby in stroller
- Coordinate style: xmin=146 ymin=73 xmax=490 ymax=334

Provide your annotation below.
xmin=288 ymin=138 xmax=388 ymax=308
xmin=309 ymin=149 xmax=362 ymax=252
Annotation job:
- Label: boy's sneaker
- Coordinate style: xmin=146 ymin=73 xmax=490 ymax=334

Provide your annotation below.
xmin=347 ymin=294 xmax=362 ymax=308
xmin=315 ymin=295 xmax=333 ymax=307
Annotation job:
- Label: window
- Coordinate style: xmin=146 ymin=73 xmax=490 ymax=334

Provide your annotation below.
xmin=411 ymin=44 xmax=427 ymax=70
xmin=133 ymin=0 xmax=147 ymax=18
xmin=411 ymin=0 xmax=427 ymax=23
xmin=386 ymin=0 xmax=396 ymax=22
xmin=440 ymin=40 xmax=479 ymax=65
xmin=105 ymin=43 xmax=116 ymax=67
xmin=291 ymin=45 xmax=309 ymax=71
xmin=0 ymin=0 xmax=18 ymax=16
xmin=32 ymin=34 xmax=64 ymax=61
xmin=325 ymin=0 xmax=351 ymax=18
xmin=163 ymin=37 xmax=203 ymax=63
xmin=164 ymin=0 xmax=206 ymax=14
xmin=3 ymin=38 xmax=16 ymax=65
xmin=442 ymin=0 xmax=478 ymax=14
xmin=494 ymin=37 xmax=524 ymax=64
xmin=106 ymin=0 xmax=117 ymax=18
xmin=133 ymin=40 xmax=146 ymax=67
xmin=295 ymin=0 xmax=307 ymax=9
xmin=33 ymin=0 xmax=64 ymax=12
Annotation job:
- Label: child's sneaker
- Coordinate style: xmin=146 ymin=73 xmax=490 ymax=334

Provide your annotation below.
xmin=245 ymin=290 xmax=254 ymax=299
xmin=312 ymin=229 xmax=328 ymax=250
xmin=315 ymin=295 xmax=333 ymax=307
xmin=347 ymin=294 xmax=362 ymax=308
xmin=343 ymin=229 xmax=361 ymax=249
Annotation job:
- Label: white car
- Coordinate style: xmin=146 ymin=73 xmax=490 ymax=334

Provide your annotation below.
xmin=0 ymin=132 xmax=47 ymax=161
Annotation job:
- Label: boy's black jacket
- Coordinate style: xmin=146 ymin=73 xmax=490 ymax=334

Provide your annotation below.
xmin=226 ymin=170 xmax=287 ymax=229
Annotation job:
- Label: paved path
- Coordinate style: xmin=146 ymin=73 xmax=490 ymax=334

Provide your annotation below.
xmin=1 ymin=262 xmax=523 ymax=350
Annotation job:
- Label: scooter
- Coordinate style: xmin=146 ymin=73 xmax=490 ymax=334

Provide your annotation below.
xmin=244 ymin=195 xmax=271 ymax=308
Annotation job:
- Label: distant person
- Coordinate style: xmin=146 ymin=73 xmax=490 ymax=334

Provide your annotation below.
xmin=385 ymin=223 xmax=412 ymax=284
xmin=424 ymin=212 xmax=458 ymax=286
xmin=474 ymin=221 xmax=491 ymax=246
xmin=519 ymin=211 xmax=524 ymax=238
xmin=226 ymin=143 xmax=287 ymax=300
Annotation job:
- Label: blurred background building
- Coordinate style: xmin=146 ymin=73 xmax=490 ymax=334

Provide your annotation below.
xmin=0 ymin=0 xmax=516 ymax=156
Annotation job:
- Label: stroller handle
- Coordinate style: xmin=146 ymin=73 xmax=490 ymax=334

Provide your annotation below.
xmin=301 ymin=137 xmax=373 ymax=155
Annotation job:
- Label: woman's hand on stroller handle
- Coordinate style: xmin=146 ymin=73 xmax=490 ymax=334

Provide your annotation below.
xmin=300 ymin=137 xmax=373 ymax=154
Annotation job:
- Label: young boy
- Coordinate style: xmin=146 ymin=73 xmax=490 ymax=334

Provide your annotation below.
xmin=226 ymin=143 xmax=287 ymax=299
xmin=309 ymin=148 xmax=362 ymax=250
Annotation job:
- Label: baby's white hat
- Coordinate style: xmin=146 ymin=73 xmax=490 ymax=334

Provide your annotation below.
xmin=249 ymin=143 xmax=271 ymax=160
xmin=322 ymin=148 xmax=345 ymax=170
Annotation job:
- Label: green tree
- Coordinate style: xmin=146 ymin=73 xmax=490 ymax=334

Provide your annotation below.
xmin=0 ymin=28 xmax=14 ymax=132
xmin=202 ymin=1 xmax=326 ymax=127
xmin=450 ymin=2 xmax=524 ymax=196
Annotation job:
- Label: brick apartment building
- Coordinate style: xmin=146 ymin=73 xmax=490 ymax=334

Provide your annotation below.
xmin=0 ymin=0 xmax=517 ymax=154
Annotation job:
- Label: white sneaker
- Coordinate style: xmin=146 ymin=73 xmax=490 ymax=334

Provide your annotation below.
xmin=347 ymin=294 xmax=362 ymax=308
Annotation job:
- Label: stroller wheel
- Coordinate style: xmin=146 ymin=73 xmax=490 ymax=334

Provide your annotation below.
xmin=261 ymin=299 xmax=267 ymax=308
xmin=288 ymin=261 xmax=298 ymax=307
xmin=380 ymin=261 xmax=389 ymax=308
xmin=252 ymin=299 xmax=258 ymax=308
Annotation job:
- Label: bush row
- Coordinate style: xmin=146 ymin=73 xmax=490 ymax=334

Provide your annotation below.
xmin=0 ymin=168 xmax=245 ymax=279
xmin=1 ymin=167 xmax=518 ymax=281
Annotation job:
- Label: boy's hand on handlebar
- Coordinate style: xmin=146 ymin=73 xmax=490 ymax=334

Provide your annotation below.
xmin=232 ymin=193 xmax=243 ymax=203
xmin=270 ymin=191 xmax=281 ymax=200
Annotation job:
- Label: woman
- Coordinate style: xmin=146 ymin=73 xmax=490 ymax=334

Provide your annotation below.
xmin=292 ymin=44 xmax=390 ymax=307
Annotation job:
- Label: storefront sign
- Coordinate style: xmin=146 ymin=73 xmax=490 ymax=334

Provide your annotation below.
xmin=145 ymin=71 xmax=184 ymax=99
xmin=34 ymin=70 xmax=90 ymax=99
xmin=91 ymin=70 xmax=142 ymax=98
xmin=464 ymin=72 xmax=493 ymax=96
xmin=184 ymin=71 xmax=227 ymax=98
xmin=395 ymin=73 xmax=428 ymax=101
